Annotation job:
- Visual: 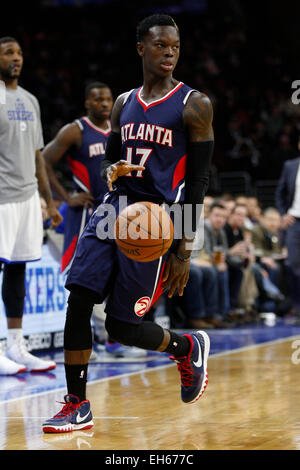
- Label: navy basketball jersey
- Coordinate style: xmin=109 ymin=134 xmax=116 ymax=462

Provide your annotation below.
xmin=118 ymin=82 xmax=195 ymax=204
xmin=66 ymin=116 xmax=111 ymax=203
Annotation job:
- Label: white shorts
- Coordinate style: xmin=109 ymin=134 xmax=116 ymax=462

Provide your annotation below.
xmin=0 ymin=191 xmax=43 ymax=263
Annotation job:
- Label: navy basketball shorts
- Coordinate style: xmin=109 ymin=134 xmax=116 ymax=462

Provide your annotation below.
xmin=65 ymin=191 xmax=174 ymax=324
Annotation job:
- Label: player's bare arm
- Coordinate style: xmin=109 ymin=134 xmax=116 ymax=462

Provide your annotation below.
xmin=35 ymin=150 xmax=63 ymax=228
xmin=163 ymin=92 xmax=214 ymax=298
xmin=43 ymin=123 xmax=94 ymax=207
xmin=183 ymin=91 xmax=214 ymax=142
xmin=102 ymin=93 xmax=145 ymax=191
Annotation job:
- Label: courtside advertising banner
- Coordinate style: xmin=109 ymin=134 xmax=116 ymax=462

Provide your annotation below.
xmin=0 ymin=243 xmax=68 ymax=348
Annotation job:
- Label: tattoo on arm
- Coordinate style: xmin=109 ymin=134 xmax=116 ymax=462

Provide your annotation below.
xmin=183 ymin=92 xmax=214 ymax=142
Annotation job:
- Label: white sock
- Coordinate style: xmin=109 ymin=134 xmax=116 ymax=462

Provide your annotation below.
xmin=7 ymin=328 xmax=23 ymax=349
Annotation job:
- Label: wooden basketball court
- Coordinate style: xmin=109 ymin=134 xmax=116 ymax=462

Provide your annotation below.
xmin=1 ymin=334 xmax=300 ymax=451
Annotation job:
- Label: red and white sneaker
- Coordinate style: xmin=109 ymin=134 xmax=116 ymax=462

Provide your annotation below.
xmin=170 ymin=330 xmax=210 ymax=404
xmin=42 ymin=394 xmax=94 ymax=433
xmin=0 ymin=353 xmax=26 ymax=375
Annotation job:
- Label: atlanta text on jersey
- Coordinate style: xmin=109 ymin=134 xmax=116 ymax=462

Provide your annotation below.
xmin=121 ymin=122 xmax=173 ymax=147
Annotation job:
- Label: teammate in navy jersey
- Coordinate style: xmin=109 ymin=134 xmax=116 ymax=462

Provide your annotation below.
xmin=43 ymin=82 xmax=113 ymax=273
xmin=43 ymin=14 xmax=214 ymax=433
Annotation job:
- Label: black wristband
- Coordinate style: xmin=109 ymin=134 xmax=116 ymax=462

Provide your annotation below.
xmin=184 ymin=140 xmax=214 ymax=233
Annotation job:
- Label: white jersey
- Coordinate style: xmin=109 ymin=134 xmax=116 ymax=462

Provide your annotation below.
xmin=0 ymin=85 xmax=44 ymax=204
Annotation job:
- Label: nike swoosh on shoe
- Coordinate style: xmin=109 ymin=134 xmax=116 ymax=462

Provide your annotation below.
xmin=193 ymin=337 xmax=203 ymax=368
xmin=76 ymin=411 xmax=90 ymax=423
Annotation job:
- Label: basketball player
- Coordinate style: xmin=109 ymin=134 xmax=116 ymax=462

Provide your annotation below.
xmin=43 ymin=83 xmax=145 ymax=358
xmin=43 ymin=14 xmax=214 ymax=433
xmin=0 ymin=37 xmax=62 ymax=375
xmin=43 ymin=82 xmax=113 ymax=274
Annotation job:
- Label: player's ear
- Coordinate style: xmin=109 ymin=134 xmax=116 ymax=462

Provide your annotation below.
xmin=136 ymin=42 xmax=144 ymax=57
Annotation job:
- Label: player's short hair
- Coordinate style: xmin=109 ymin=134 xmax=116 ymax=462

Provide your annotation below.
xmin=85 ymin=81 xmax=110 ymax=99
xmin=0 ymin=36 xmax=19 ymax=48
xmin=136 ymin=14 xmax=179 ymax=42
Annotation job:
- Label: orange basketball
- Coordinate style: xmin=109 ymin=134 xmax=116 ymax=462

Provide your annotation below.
xmin=115 ymin=201 xmax=174 ymax=262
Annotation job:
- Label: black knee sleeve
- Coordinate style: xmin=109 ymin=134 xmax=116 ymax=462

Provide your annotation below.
xmin=2 ymin=263 xmax=26 ymax=318
xmin=105 ymin=315 xmax=165 ymax=351
xmin=64 ymin=285 xmax=99 ymax=351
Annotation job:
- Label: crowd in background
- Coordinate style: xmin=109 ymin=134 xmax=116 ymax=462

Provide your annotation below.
xmin=152 ymin=192 xmax=295 ymax=330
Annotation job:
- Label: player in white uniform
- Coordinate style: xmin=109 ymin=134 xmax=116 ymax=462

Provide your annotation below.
xmin=0 ymin=37 xmax=62 ymax=375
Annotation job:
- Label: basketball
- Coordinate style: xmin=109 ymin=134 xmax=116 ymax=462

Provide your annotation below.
xmin=114 ymin=201 xmax=174 ymax=262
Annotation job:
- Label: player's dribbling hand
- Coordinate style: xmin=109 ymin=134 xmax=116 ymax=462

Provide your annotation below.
xmin=162 ymin=253 xmax=191 ymax=298
xmin=106 ymin=160 xmax=145 ymax=191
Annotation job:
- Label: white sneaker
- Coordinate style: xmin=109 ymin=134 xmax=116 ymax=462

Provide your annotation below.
xmin=6 ymin=337 xmax=56 ymax=372
xmin=0 ymin=353 xmax=26 ymax=375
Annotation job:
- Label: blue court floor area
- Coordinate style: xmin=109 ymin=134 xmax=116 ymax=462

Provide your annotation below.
xmin=0 ymin=317 xmax=300 ymax=403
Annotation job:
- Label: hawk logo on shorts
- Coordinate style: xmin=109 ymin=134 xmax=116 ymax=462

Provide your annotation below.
xmin=134 ymin=296 xmax=150 ymax=317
